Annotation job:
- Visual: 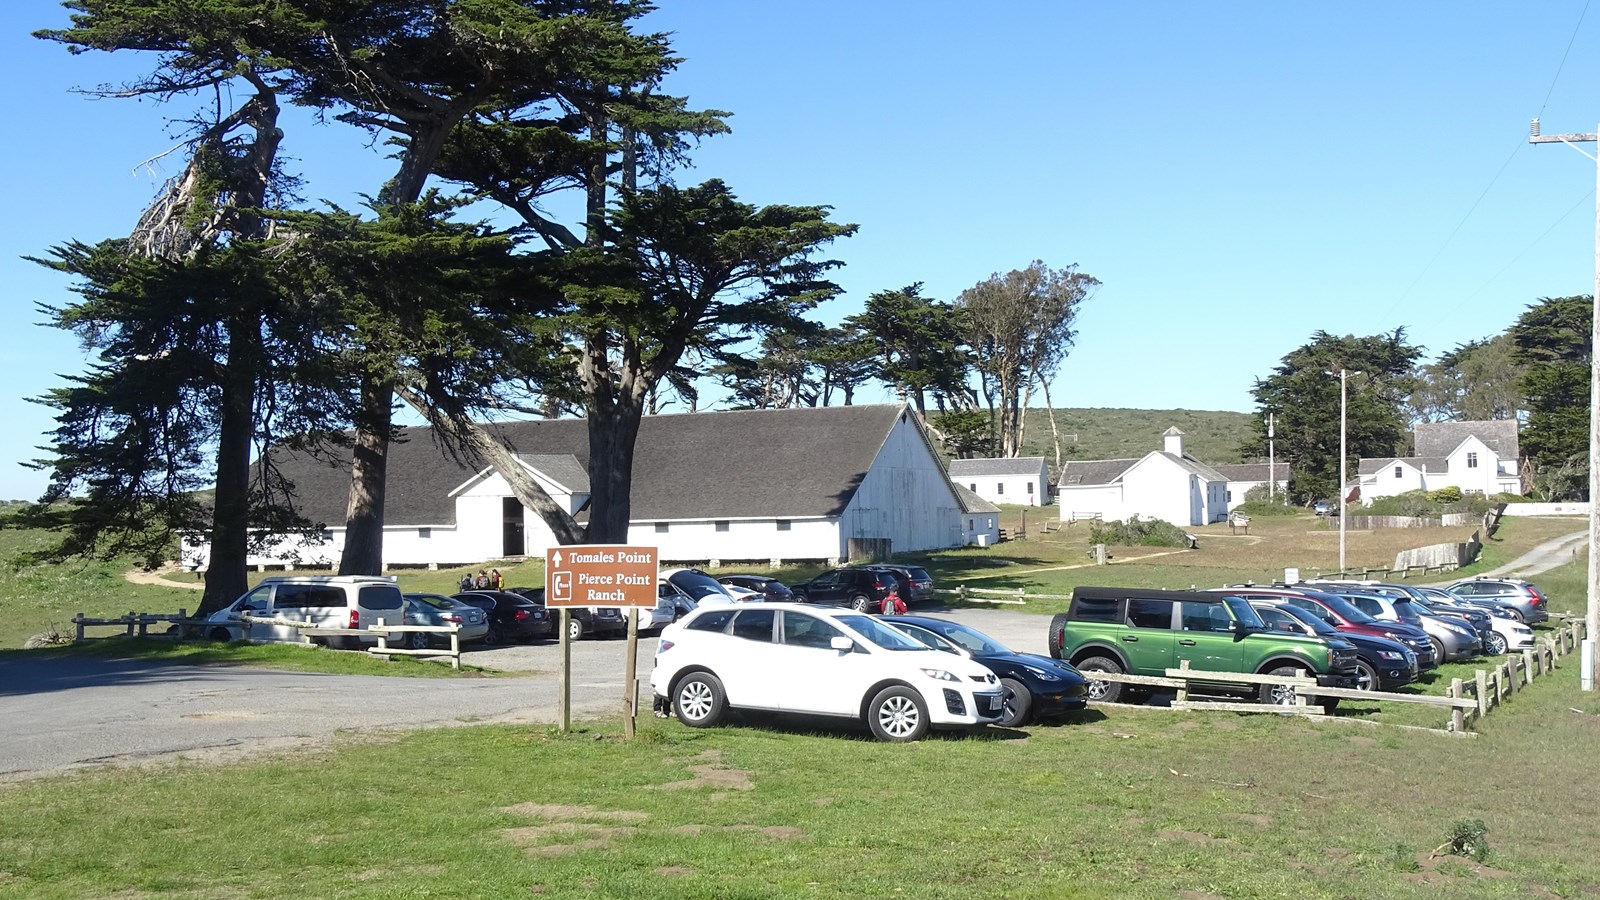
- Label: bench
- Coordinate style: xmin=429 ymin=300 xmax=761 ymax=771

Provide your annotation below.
xmin=1067 ymin=511 xmax=1103 ymax=525
xmin=1184 ymin=533 xmax=1199 ymax=549
xmin=1228 ymin=514 xmax=1251 ymax=535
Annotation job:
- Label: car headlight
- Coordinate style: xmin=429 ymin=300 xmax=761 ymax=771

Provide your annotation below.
xmin=1377 ymin=650 xmax=1404 ymax=661
xmin=920 ymin=668 xmax=960 ymax=682
xmin=1023 ymin=666 xmax=1061 ymax=682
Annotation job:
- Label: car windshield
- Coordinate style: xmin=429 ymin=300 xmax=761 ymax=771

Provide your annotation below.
xmin=922 ymin=621 xmax=1010 ymax=655
xmin=407 ymin=594 xmax=466 ymax=611
xmin=1278 ymin=604 xmax=1339 ymax=635
xmin=1383 ymin=598 xmax=1423 ymax=624
xmin=670 ymin=571 xmax=734 ymax=600
xmin=1223 ymin=596 xmax=1265 ymax=629
xmin=1302 ymin=591 xmax=1379 ymax=625
xmin=836 ymin=615 xmax=926 ymax=650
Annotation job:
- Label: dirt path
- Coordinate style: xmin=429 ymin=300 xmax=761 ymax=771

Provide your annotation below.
xmin=1480 ymin=529 xmax=1587 ymax=579
xmin=959 ymin=547 xmax=1192 ymax=582
xmin=123 ymin=564 xmax=204 ymax=591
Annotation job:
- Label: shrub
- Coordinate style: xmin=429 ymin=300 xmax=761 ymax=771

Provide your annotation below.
xmin=1361 ymin=489 xmax=1498 ymax=518
xmin=1089 ymin=515 xmax=1191 ymax=547
xmin=1427 ymin=486 xmax=1463 ymax=504
xmin=1442 ymin=819 xmax=1490 ymax=862
xmin=1233 ymin=485 xmax=1297 ymax=517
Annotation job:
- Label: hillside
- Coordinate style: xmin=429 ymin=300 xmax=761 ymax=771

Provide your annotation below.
xmin=1013 ymin=407 xmax=1256 ymax=480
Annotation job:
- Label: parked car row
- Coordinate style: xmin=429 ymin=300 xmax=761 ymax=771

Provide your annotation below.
xmin=786 ymin=564 xmax=935 ymax=611
xmin=650 ymin=603 xmax=1089 ymax=742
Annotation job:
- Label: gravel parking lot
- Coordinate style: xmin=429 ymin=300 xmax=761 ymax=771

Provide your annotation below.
xmin=0 ymin=605 xmax=1047 ymax=781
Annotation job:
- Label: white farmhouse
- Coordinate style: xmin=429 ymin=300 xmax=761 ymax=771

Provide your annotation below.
xmin=1211 ymin=463 xmax=1294 ymax=513
xmin=1353 ymin=420 xmax=1522 ymax=502
xmin=1055 ymin=428 xmax=1229 ymax=527
xmin=947 ymin=456 xmax=1051 ymax=506
xmin=952 ymin=483 xmax=1002 ymax=547
xmin=184 ymin=405 xmax=970 ymax=570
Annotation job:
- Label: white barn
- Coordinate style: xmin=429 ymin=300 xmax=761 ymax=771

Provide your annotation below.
xmin=952 ymin=483 xmax=1002 ymax=547
xmin=184 ymin=405 xmax=970 ymax=570
xmin=1054 ymin=428 xmax=1229 ymax=527
xmin=947 ymin=456 xmax=1051 ymax=507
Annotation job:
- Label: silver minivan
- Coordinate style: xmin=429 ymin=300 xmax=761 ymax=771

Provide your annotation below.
xmin=204 ymin=576 xmax=407 ymax=648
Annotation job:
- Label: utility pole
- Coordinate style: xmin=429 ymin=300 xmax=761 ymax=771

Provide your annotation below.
xmin=1268 ymin=413 xmax=1276 ymax=500
xmin=1530 ymin=118 xmax=1600 ymax=692
xmin=1336 ymin=370 xmax=1350 ymax=573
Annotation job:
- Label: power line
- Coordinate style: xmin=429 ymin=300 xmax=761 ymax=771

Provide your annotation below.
xmin=1538 ymin=0 xmax=1592 ymax=116
xmin=1458 ymin=187 xmax=1595 ymax=305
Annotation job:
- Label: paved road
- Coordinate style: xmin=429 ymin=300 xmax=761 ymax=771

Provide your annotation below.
xmin=0 ymin=606 xmax=1051 ymax=781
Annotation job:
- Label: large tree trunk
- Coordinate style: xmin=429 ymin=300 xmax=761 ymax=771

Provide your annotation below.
xmin=1039 ymin=377 xmax=1065 ymax=472
xmin=198 ymin=311 xmax=260 ymax=615
xmin=584 ymin=400 xmax=645 ymax=543
xmin=339 ymin=376 xmax=390 ymax=574
xmin=394 ymin=383 xmax=585 ymax=545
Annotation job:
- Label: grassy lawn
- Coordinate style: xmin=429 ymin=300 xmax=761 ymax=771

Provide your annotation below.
xmin=2 ymin=638 xmax=1597 ymax=898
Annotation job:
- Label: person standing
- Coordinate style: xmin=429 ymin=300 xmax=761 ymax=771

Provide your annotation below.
xmin=475 ymin=570 xmax=489 ymax=589
xmin=458 ymin=573 xmax=473 ymax=592
xmin=490 ymin=568 xmax=503 ymax=590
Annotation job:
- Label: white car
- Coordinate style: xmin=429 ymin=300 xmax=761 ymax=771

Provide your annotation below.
xmin=649 ymin=603 xmax=1005 ymax=742
xmin=1413 ymin=586 xmax=1534 ymax=654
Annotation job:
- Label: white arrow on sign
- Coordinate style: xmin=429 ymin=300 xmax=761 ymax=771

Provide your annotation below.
xmin=553 ymin=550 xmax=563 ymax=567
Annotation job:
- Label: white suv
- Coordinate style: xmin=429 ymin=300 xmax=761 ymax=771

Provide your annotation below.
xmin=650 ymin=603 xmax=1005 ymax=742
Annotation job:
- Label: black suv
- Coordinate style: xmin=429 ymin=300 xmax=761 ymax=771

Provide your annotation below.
xmin=871 ymin=564 xmax=934 ymax=605
xmin=789 ymin=567 xmax=900 ymax=611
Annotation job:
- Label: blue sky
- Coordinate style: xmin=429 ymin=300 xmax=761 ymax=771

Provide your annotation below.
xmin=2 ymin=1 xmax=1598 ymax=500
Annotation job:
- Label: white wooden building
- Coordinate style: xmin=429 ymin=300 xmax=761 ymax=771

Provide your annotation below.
xmin=183 ymin=405 xmax=970 ymax=570
xmin=1353 ymin=420 xmax=1522 ymax=502
xmin=947 ymin=456 xmax=1051 ymax=506
xmin=1055 ymin=427 xmax=1229 ymax=527
xmin=1211 ymin=463 xmax=1293 ymax=512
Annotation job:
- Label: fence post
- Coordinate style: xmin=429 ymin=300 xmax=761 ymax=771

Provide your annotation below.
xmin=1475 ymin=670 xmax=1489 ymax=716
xmin=125 ymin=611 xmax=136 ymax=637
xmin=958 ymin=585 xmax=968 ymax=603
xmin=1175 ymin=659 xmax=1191 ymax=704
xmin=1522 ymin=648 xmax=1535 ymax=685
xmin=1015 ymin=587 xmax=1025 ymax=604
xmin=176 ymin=609 xmax=187 ymax=642
xmin=449 ymin=624 xmax=461 ymax=671
xmin=74 ymin=613 xmax=85 ymax=643
xmin=1450 ymin=679 xmax=1466 ymax=732
xmin=1503 ymin=660 xmax=1517 ymax=696
xmin=375 ymin=617 xmax=388 ymax=657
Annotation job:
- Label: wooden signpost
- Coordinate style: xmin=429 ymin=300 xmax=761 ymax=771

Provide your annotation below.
xmin=544 ymin=545 xmax=659 ymax=737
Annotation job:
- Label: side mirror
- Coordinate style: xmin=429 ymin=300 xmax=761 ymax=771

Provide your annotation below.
xmin=830 ymin=636 xmax=855 ymax=653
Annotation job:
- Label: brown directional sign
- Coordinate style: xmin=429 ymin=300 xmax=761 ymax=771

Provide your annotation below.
xmin=544 ymin=545 xmax=659 ymax=608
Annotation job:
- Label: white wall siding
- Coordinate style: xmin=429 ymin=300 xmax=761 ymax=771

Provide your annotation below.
xmin=957 ymin=466 xmax=1050 ymax=506
xmin=626 ymin=517 xmax=839 ymax=563
xmin=1058 ymin=484 xmax=1123 ymax=522
xmin=1120 ymin=456 xmax=1195 ymax=527
xmin=841 ymin=414 xmax=963 ymax=555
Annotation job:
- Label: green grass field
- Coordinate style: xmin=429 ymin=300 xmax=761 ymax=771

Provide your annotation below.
xmin=0 ymin=515 xmax=1595 ymax=897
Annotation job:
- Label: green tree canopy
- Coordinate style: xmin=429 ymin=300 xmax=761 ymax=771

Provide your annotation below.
xmin=1511 ymin=295 xmax=1593 ymax=499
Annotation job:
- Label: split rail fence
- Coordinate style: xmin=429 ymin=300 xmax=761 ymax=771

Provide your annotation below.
xmin=1087 ymin=618 xmax=1587 ymax=734
xmin=70 ymin=610 xmax=466 ymax=670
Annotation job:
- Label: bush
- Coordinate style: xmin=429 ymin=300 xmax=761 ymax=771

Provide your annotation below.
xmin=1089 ymin=515 xmax=1191 ymax=547
xmin=1361 ymin=489 xmax=1498 ymax=518
xmin=1233 ymin=485 xmax=1297 ymax=517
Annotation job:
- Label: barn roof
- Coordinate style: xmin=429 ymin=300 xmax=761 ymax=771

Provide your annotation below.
xmin=948 ymin=456 xmax=1047 ymax=478
xmin=258 ymin=404 xmax=916 ymax=527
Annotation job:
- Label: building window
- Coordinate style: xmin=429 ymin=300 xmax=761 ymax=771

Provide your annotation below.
xmin=1394 ymin=466 xmax=1403 ymax=479
xmin=715 ymin=520 xmax=729 ymax=532
xmin=655 ymin=522 xmax=669 ymax=534
xmin=1027 ymin=481 xmax=1034 ymax=495
xmin=1226 ymin=491 xmax=1233 ymax=502
xmin=996 ymin=482 xmax=1004 ymax=495
xmin=418 ymin=527 xmax=431 ymax=539
xmin=320 ymin=530 xmax=334 ymax=542
xmin=776 ymin=520 xmax=791 ymax=531
xmin=969 ymin=483 xmax=977 ymax=492
xmin=1467 ymin=452 xmax=1478 ymax=469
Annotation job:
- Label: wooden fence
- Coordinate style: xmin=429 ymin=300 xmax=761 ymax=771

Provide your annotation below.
xmin=931 ymin=585 xmax=1073 ymax=606
xmin=71 ymin=610 xmax=466 ymax=671
xmin=1086 ymin=618 xmax=1587 ymax=733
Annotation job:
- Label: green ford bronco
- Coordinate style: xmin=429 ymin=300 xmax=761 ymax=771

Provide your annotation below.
xmin=1047 ymin=586 xmax=1358 ymax=711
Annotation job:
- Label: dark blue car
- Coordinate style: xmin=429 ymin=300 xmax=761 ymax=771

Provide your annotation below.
xmin=881 ymin=615 xmax=1089 ymax=727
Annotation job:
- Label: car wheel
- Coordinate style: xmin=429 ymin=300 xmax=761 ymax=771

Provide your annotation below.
xmin=483 ymin=624 xmax=503 ymax=646
xmin=849 ymin=594 xmax=872 ymax=612
xmin=1259 ymin=665 xmax=1306 ymax=706
xmin=1074 ymin=655 xmax=1124 ymax=704
xmin=1428 ymin=637 xmax=1446 ymax=662
xmin=566 ymin=618 xmax=585 ymax=642
xmin=1353 ymin=659 xmax=1379 ymax=692
xmin=406 ymin=630 xmax=430 ymax=651
xmin=998 ymin=677 xmax=1033 ymax=728
xmin=1486 ymin=631 xmax=1507 ymax=655
xmin=1507 ymin=608 xmax=1526 ymax=624
xmin=1046 ymin=613 xmax=1071 ymax=659
xmin=791 ymin=591 xmax=809 ymax=604
xmin=208 ymin=626 xmax=233 ymax=642
xmin=867 ymin=685 xmax=930 ymax=742
xmin=673 ymin=672 xmax=727 ymax=728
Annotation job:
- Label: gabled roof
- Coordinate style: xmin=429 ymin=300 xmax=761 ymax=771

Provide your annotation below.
xmin=952 ymin=482 xmax=1001 ymax=514
xmin=257 ymin=404 xmax=915 ymax=527
xmin=1358 ymin=456 xmax=1446 ymax=476
xmin=1414 ymin=420 xmax=1519 ymax=461
xmin=1057 ymin=458 xmax=1140 ymax=487
xmin=517 ymin=454 xmax=589 ymax=493
xmin=948 ymin=456 xmax=1047 ymax=478
xmin=1159 ymin=453 xmax=1226 ymax=483
xmin=1212 ymin=463 xmax=1293 ymax=483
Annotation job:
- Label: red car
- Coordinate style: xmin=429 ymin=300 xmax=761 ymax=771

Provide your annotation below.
xmin=1214 ymin=586 xmax=1438 ymax=670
